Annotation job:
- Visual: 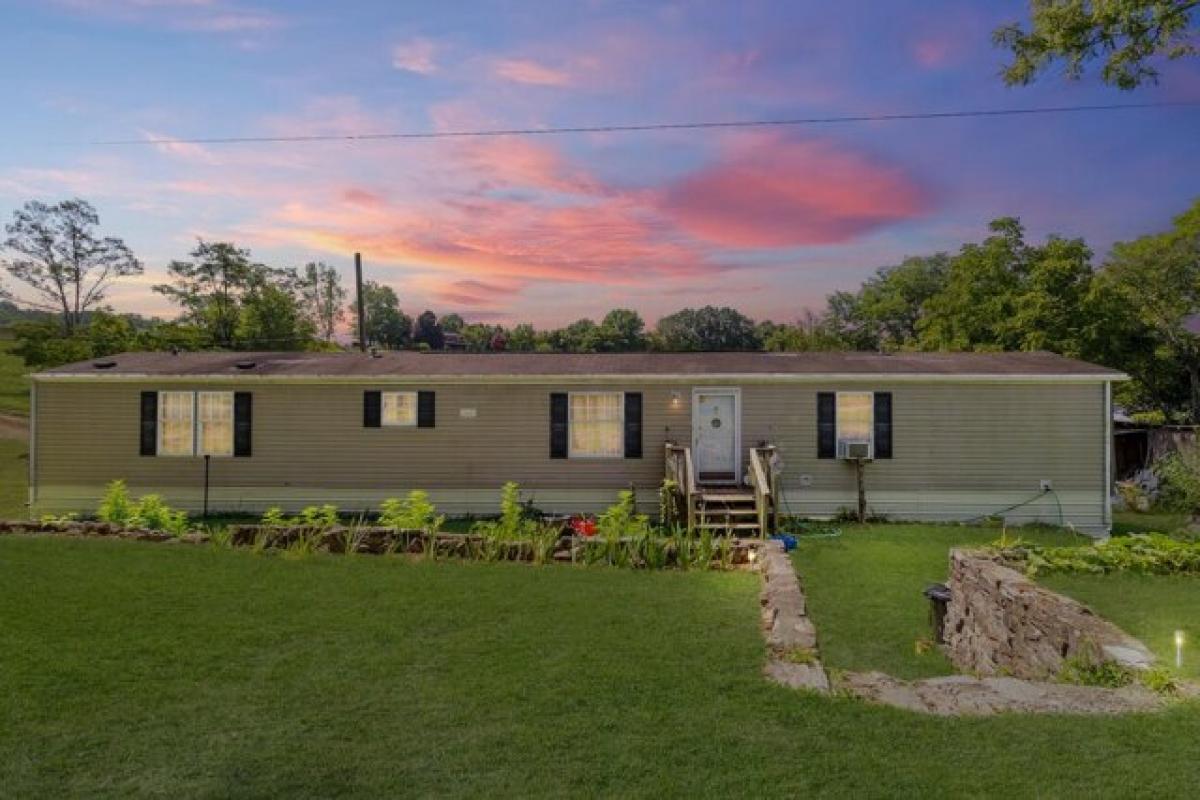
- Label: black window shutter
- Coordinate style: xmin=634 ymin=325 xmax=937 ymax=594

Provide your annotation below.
xmin=234 ymin=392 xmax=252 ymax=457
xmin=874 ymin=392 xmax=893 ymax=459
xmin=140 ymin=391 xmax=157 ymax=456
xmin=364 ymin=391 xmax=382 ymax=428
xmin=417 ymin=391 xmax=436 ymax=428
xmin=624 ymin=392 xmax=643 ymax=459
xmin=549 ymin=393 xmax=568 ymax=459
xmin=817 ymin=392 xmax=836 ymax=459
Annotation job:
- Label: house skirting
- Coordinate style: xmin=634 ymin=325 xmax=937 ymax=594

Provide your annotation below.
xmin=32 ymin=484 xmax=1108 ymax=535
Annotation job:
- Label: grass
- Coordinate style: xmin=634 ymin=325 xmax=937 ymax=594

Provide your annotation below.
xmin=1044 ymin=572 xmax=1200 ymax=681
xmin=1112 ymin=509 xmax=1192 ymax=535
xmin=4 ymin=537 xmax=1200 ymax=797
xmin=0 ymin=439 xmax=28 ymax=519
xmin=792 ymin=523 xmax=1089 ymax=679
xmin=0 ymin=338 xmax=29 ymax=416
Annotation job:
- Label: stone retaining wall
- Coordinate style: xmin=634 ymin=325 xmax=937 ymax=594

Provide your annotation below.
xmin=944 ymin=549 xmax=1155 ymax=679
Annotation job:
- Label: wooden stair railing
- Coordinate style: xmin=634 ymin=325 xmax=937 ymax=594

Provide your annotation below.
xmin=748 ymin=445 xmax=779 ymax=537
xmin=663 ymin=443 xmax=697 ymax=531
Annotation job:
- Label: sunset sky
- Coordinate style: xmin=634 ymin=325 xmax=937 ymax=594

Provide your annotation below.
xmin=2 ymin=0 xmax=1198 ymax=326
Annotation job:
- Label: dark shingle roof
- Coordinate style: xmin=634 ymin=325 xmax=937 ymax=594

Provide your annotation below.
xmin=38 ymin=350 xmax=1124 ymax=378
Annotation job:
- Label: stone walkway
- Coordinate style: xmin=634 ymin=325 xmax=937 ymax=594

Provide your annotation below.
xmin=756 ymin=539 xmax=1173 ymax=716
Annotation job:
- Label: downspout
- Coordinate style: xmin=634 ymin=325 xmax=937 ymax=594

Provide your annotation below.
xmin=28 ymin=379 xmax=37 ymax=518
xmin=1103 ymin=380 xmax=1112 ymax=536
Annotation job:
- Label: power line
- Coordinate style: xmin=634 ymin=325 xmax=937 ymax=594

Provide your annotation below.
xmin=87 ymin=100 xmax=1200 ymax=147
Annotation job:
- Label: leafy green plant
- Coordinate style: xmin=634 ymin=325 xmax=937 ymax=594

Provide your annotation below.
xmin=996 ymin=533 xmax=1200 ymax=576
xmin=473 ymin=483 xmax=541 ymax=540
xmin=260 ymin=507 xmax=288 ymax=527
xmin=1058 ymin=655 xmax=1134 ymax=688
xmin=1157 ymin=444 xmax=1200 ymax=515
xmin=378 ymin=491 xmax=445 ymax=532
xmin=596 ymin=490 xmax=651 ymax=539
xmin=97 ymin=480 xmax=134 ymax=525
xmin=129 ymin=494 xmax=189 ymax=536
xmin=39 ymin=512 xmax=78 ymax=524
xmin=1139 ymin=666 xmax=1179 ymax=695
xmin=297 ymin=504 xmax=339 ymax=529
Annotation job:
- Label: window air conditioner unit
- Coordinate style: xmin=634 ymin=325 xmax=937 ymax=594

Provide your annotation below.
xmin=841 ymin=441 xmax=872 ymax=460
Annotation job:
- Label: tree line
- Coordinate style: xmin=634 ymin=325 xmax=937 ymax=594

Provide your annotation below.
xmin=2 ymin=196 xmax=1199 ymax=423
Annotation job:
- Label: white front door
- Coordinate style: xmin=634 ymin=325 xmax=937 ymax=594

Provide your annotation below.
xmin=692 ymin=389 xmax=739 ymax=483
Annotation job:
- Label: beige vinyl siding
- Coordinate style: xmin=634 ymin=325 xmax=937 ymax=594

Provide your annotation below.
xmin=31 ymin=378 xmax=1108 ymax=532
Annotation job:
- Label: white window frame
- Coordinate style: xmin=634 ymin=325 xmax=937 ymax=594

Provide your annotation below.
xmin=381 ymin=391 xmax=418 ymax=428
xmin=567 ymin=391 xmax=625 ymax=460
xmin=835 ymin=391 xmax=875 ymax=460
xmin=196 ymin=391 xmax=235 ymax=457
xmin=157 ymin=390 xmax=196 ymax=457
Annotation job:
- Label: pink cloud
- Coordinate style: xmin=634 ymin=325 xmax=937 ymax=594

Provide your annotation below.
xmin=340 ymin=187 xmax=388 ymax=208
xmin=491 ymin=57 xmax=573 ymax=87
xmin=392 ymin=38 xmax=438 ymax=74
xmin=658 ymin=133 xmax=934 ymax=248
xmin=52 ymin=0 xmax=283 ymax=34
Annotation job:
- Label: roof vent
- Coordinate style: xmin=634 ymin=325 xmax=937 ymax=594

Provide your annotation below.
xmin=92 ymin=360 xmax=117 ymax=370
xmin=235 ymin=360 xmax=257 ymax=370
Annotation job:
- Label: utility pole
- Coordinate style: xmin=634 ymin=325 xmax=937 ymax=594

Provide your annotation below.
xmin=354 ymin=252 xmax=366 ymax=352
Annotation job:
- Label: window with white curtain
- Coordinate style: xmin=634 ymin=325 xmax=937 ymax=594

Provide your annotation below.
xmin=197 ymin=392 xmax=234 ymax=456
xmin=569 ymin=392 xmax=623 ymax=458
xmin=158 ymin=391 xmax=195 ymax=456
xmin=382 ymin=391 xmax=417 ymax=426
xmin=836 ymin=391 xmax=874 ymax=458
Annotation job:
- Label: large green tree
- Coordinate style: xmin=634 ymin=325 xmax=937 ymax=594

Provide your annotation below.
xmin=353 ymin=281 xmax=412 ymax=349
xmin=298 ymin=262 xmax=346 ymax=342
xmin=154 ymin=241 xmax=258 ymax=348
xmin=917 ymin=218 xmax=1096 ymax=355
xmin=1 ymin=198 xmax=142 ymax=334
xmin=654 ymin=306 xmax=760 ymax=351
xmin=995 ymin=0 xmax=1199 ymax=89
xmin=824 ymin=255 xmax=950 ymax=351
xmin=237 ymin=278 xmax=314 ymax=350
xmin=595 ymin=308 xmax=647 ymax=352
xmin=1095 ymin=200 xmax=1200 ymax=420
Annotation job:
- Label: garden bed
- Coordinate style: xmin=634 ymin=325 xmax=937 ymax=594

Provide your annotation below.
xmin=0 ymin=518 xmax=760 ymax=570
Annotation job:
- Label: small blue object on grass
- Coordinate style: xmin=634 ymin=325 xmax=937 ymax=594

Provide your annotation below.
xmin=770 ymin=534 xmax=798 ymax=551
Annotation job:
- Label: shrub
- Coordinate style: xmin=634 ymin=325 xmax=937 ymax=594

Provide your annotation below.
xmin=1157 ymin=444 xmax=1200 ymax=514
xmin=378 ymin=491 xmax=445 ymax=532
xmin=96 ymin=481 xmax=190 ymax=535
xmin=97 ymin=480 xmax=135 ymax=525
xmin=596 ymin=490 xmax=652 ymax=539
xmin=260 ymin=507 xmax=288 ymax=527
xmin=129 ymin=494 xmax=189 ymax=536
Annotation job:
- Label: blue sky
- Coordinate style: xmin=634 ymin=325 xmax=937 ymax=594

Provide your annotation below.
xmin=1 ymin=0 xmax=1198 ymax=325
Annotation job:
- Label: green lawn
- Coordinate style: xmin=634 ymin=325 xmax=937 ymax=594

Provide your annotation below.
xmin=793 ymin=523 xmax=1091 ymax=679
xmin=1113 ymin=510 xmax=1192 ymax=535
xmin=0 ymin=439 xmax=28 ymax=518
xmin=4 ymin=537 xmax=1200 ymax=798
xmin=1043 ymin=573 xmax=1200 ymax=681
xmin=0 ymin=338 xmax=29 ymax=416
